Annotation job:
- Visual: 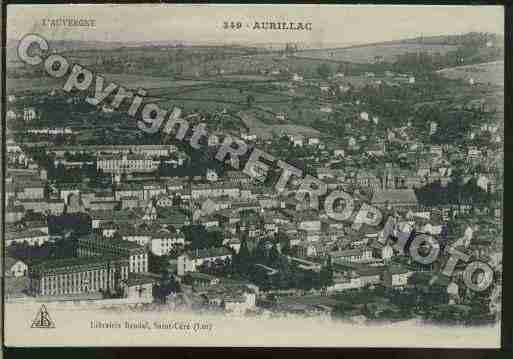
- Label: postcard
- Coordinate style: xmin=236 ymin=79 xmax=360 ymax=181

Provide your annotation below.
xmin=3 ymin=4 xmax=504 ymax=347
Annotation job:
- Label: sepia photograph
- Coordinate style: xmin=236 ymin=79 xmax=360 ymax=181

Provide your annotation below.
xmin=2 ymin=4 xmax=505 ymax=348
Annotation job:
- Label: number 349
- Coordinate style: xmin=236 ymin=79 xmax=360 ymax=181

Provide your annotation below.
xmin=223 ymin=21 xmax=243 ymax=30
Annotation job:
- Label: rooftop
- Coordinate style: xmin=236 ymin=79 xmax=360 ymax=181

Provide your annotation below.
xmin=186 ymin=247 xmax=232 ymax=259
xmin=32 ymin=255 xmax=126 ymax=271
xmin=78 ymin=236 xmax=144 ymax=249
xmin=371 ymin=189 xmax=418 ymax=205
xmin=5 ymin=229 xmax=48 ymax=241
xmin=124 ymin=273 xmax=158 ymax=286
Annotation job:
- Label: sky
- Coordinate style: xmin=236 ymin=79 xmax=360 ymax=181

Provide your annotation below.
xmin=7 ymin=4 xmax=505 ymax=47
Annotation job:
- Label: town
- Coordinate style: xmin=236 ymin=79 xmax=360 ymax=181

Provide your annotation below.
xmin=4 ymin=31 xmax=503 ymax=325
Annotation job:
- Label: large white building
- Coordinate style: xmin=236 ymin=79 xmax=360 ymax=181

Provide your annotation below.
xmin=150 ymin=230 xmax=186 ymax=256
xmin=191 ymin=183 xmax=240 ymax=199
xmin=97 ymin=153 xmax=158 ymax=174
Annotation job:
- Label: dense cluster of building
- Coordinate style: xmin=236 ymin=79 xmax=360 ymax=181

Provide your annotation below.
xmin=4 ymin=49 xmax=502 ymax=321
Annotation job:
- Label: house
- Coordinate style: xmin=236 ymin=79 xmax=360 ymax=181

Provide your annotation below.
xmin=292 ymin=73 xmax=303 ymax=82
xmin=191 ymin=183 xmax=240 ymax=199
xmin=241 ymin=132 xmax=257 ymax=142
xmin=89 ymin=209 xmax=114 ymax=229
xmin=319 ymin=83 xmax=331 ymax=92
xmin=355 ymin=266 xmax=384 ymax=286
xmin=16 ymin=180 xmax=45 ymax=200
xmin=14 ymin=198 xmax=63 ymax=214
xmin=262 ymin=216 xmax=278 ymax=234
xmin=370 ymin=242 xmax=394 ymax=262
xmin=199 ymin=215 xmax=220 ymax=228
xmin=4 ymin=256 xmax=28 ymax=277
xmin=114 ymin=183 xmax=145 ymax=201
xmin=123 ymin=273 xmax=156 ymax=302
xmin=177 ymin=247 xmax=233 ymax=276
xmin=383 ymin=266 xmax=414 ymax=288
xmin=371 ymin=189 xmax=418 ymax=209
xmin=476 ymin=174 xmax=492 ymax=192
xmin=429 ymin=121 xmax=438 ymax=135
xmin=23 ymin=107 xmax=37 ymax=121
xmin=467 ymin=146 xmax=482 ymax=159
xmin=298 ymin=229 xmax=322 ymax=243
xmin=331 ymin=247 xmax=373 ymax=263
xmin=308 ymin=137 xmax=320 ymax=146
xmin=333 ymin=149 xmax=345 ymax=158
xmin=183 ymin=272 xmax=220 ymax=289
xmin=316 ymin=167 xmax=337 ymax=180
xmin=216 ymin=210 xmax=241 ymax=226
xmin=225 ymin=171 xmax=252 ymax=185
xmin=120 ymin=226 xmax=152 ymax=247
xmin=327 ymin=271 xmax=363 ymax=292
xmin=276 ymin=112 xmax=287 ymax=122
xmin=430 ymin=146 xmax=443 ymax=157
xmin=288 ymin=134 xmax=304 ymax=147
xmin=355 ymin=170 xmax=381 ymax=189
xmin=164 ymin=179 xmax=186 ymax=193
xmin=99 ymin=221 xmax=119 ymax=238
xmin=292 ymin=241 xmax=318 ymax=257
xmin=223 ymin=238 xmax=241 ymax=253
xmin=208 ymin=133 xmax=220 ymax=147
xmin=150 ymin=229 xmax=185 ymax=256
xmin=198 ymin=198 xmax=228 ymax=215
xmin=24 ymin=220 xmax=49 ymax=234
xmin=360 ymin=112 xmax=369 ymax=121
xmin=297 ymin=213 xmax=322 ymax=232
xmin=5 ymin=229 xmax=50 ymax=247
xmin=142 ymin=183 xmax=167 ymax=200
xmin=366 ymin=143 xmax=385 ymax=157
xmin=223 ymin=291 xmax=257 ymax=315
xmin=158 ymin=208 xmax=190 ymax=229
xmin=6 ymin=110 xmax=17 ymax=120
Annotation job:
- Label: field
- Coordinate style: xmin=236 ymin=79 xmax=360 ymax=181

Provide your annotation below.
xmin=240 ymin=111 xmax=320 ymax=140
xmin=437 ymin=60 xmax=504 ymax=87
xmin=6 ymin=76 xmax=64 ymax=93
xmin=103 ymin=74 xmax=209 ymax=90
xmin=295 ymin=43 xmax=458 ymax=63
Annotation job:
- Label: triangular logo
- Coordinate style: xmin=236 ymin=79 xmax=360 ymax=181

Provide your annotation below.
xmin=31 ymin=304 xmax=55 ymax=328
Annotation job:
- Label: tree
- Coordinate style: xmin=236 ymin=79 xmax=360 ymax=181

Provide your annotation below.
xmin=182 ymin=225 xmax=223 ymax=250
xmin=233 ymin=237 xmax=251 ymax=275
xmin=254 ymin=239 xmax=269 ymax=263
xmin=319 ymin=256 xmax=334 ymax=288
xmin=246 ymin=94 xmax=255 ymax=108
xmin=157 ymin=271 xmax=180 ymax=299
xmin=316 ymin=63 xmax=332 ymax=79
xmin=148 ymin=252 xmax=169 ymax=274
xmin=268 ymin=243 xmax=280 ymax=266
xmin=276 ymin=256 xmax=292 ymax=289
